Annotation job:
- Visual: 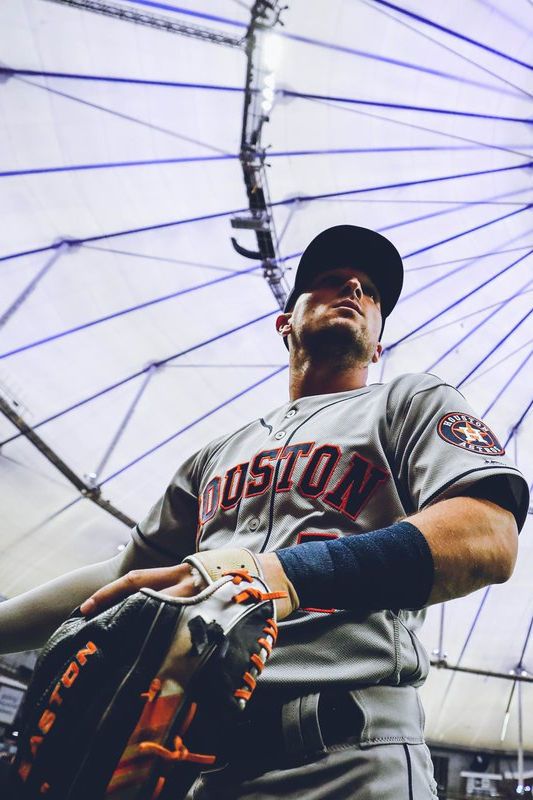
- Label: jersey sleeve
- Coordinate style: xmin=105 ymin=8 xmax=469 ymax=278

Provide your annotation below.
xmin=130 ymin=448 xmax=203 ymax=565
xmin=388 ymin=374 xmax=529 ymax=530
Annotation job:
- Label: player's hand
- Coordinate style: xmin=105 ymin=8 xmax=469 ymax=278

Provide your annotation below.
xmin=80 ymin=564 xmax=206 ymax=618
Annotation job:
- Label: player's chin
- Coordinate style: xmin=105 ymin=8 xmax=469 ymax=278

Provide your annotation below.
xmin=304 ymin=320 xmax=367 ymax=357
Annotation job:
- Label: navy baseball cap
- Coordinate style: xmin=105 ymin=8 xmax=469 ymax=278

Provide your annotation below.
xmin=283 ymin=225 xmax=404 ymax=337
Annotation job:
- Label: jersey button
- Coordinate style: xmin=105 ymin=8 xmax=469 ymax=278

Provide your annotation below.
xmin=285 ymin=409 xmax=296 ymax=418
xmin=248 ymin=517 xmax=260 ymax=532
xmin=274 ymin=430 xmax=286 ymax=440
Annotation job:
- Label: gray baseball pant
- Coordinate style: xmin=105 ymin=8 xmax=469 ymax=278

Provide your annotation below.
xmin=188 ymin=685 xmax=439 ymax=799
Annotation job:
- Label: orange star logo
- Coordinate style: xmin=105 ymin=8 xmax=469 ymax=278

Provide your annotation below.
xmin=456 ymin=421 xmax=488 ymax=444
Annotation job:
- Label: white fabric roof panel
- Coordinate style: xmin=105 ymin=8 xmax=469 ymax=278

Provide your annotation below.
xmin=0 ymin=0 xmax=532 ymax=752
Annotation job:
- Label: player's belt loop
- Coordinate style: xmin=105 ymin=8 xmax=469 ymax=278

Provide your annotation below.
xmin=281 ymin=693 xmax=326 ymax=760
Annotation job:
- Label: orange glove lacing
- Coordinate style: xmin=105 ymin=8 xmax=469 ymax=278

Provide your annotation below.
xmin=137 ymin=569 xmax=285 ymax=786
xmin=224 ymin=570 xmax=285 ymax=705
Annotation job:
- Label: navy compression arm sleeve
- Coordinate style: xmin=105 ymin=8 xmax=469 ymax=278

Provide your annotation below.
xmin=275 ymin=521 xmax=434 ymax=612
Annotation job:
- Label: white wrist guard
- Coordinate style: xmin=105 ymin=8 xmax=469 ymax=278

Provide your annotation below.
xmin=183 ymin=548 xmax=263 ymax=585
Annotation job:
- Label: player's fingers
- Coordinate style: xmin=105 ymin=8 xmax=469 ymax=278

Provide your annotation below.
xmin=80 ymin=564 xmax=190 ymax=616
xmin=162 ymin=574 xmax=205 ymax=598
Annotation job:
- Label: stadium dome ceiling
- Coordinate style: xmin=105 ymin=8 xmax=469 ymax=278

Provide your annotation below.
xmin=0 ymin=0 xmax=532 ymax=754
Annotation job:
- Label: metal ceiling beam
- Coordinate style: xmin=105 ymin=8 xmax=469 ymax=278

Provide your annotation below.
xmin=231 ymin=0 xmax=289 ymax=310
xmin=43 ymin=0 xmax=244 ymax=48
xmin=0 ymin=394 xmax=136 ymax=528
xmin=430 ymin=658 xmax=533 ymax=684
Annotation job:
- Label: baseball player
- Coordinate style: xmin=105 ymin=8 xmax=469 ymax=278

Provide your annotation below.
xmin=0 ymin=225 xmax=528 ymax=799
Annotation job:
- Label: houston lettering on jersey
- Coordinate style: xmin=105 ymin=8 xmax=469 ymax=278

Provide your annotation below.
xmin=199 ymin=441 xmax=388 ymax=526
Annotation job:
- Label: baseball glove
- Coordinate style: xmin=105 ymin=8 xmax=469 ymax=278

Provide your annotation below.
xmin=9 ymin=559 xmax=285 ymax=800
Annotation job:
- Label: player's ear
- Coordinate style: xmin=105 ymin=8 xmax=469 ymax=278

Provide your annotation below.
xmin=371 ymin=343 xmax=383 ymax=364
xmin=276 ymin=313 xmax=292 ymax=338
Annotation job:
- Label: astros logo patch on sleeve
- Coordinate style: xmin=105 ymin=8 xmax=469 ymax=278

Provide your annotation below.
xmin=437 ymin=412 xmax=505 ymax=455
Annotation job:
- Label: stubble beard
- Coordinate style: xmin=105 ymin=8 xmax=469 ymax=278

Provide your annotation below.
xmin=299 ymin=319 xmax=376 ymax=370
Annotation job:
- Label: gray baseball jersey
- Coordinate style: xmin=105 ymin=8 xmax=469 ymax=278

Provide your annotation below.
xmin=132 ymin=372 xmax=528 ymax=692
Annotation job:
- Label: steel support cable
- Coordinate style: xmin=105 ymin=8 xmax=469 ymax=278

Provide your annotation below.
xmin=268 ymin=172 xmax=533 ymax=254
xmin=373 ymin=186 xmax=533 ymax=245
xmin=4 ymin=220 xmax=527 ymax=385
xmin=256 ymin=223 xmax=533 ymax=313
xmin=0 ymin=154 xmax=237 ymax=179
xmin=268 ymin=164 xmax=533 ymax=211
xmin=270 ymin=241 xmax=533 ymax=273
xmin=0 ymin=309 xmax=278 ymax=448
xmin=347 ymin=197 xmax=533 ymax=306
xmin=474 ymin=0 xmax=533 ymax=36
xmin=268 ymin=145 xmax=533 ymax=158
xmin=8 ymin=145 xmax=533 ymax=180
xmin=279 ymin=87 xmax=532 ymax=124
xmin=0 ymin=395 xmax=136 ymax=528
xmin=411 ymin=298 xmax=533 ymax=347
xmin=99 ymin=365 xmax=288 ymax=485
xmin=0 ymin=496 xmax=85 ymax=559
xmin=0 ymin=262 xmax=262 ymax=361
xmin=441 ymin=586 xmax=533 ymax=743
xmin=472 ymin=342 xmax=533 ymax=418
xmin=433 ymin=586 xmax=492 ymax=729
xmin=3 ymin=162 xmax=529 ymax=267
xmin=1 ymin=231 xmax=528 ymax=368
xmin=389 ymin=201 xmax=531 ymax=262
xmin=504 ymin=398 xmax=533 ymax=449
xmin=282 ymin=29 xmax=526 ymax=100
xmin=425 ymin=275 xmax=533 ymax=373
xmin=307 ymin=95 xmax=533 ymax=162
xmin=500 ymin=617 xmax=533 ymax=742
xmin=379 ymin=188 xmax=532 ymax=235
xmin=163 ymin=363 xmax=286 ymax=368
xmin=125 ymin=0 xmax=527 ymax=98
xmin=394 ymin=212 xmax=533 ymax=306
xmin=385 ymin=248 xmax=533 ymax=354
xmin=2 ymin=68 xmax=530 ymax=124
xmin=16 ymin=75 xmax=231 ymax=155
xmin=82 ymin=244 xmax=258 ymax=275
xmin=483 ymin=349 xmax=533 ymax=417
xmin=0 ymin=448 xmax=86 ymax=492
xmin=0 ymin=205 xmax=248 ymax=264
xmin=0 ymin=68 xmax=247 ymax=93
xmin=47 ymin=0 xmax=518 ymax=99
xmin=92 ymin=365 xmax=156 ymax=482
xmin=361 ymin=0 xmax=533 ymax=100
xmin=406 ymin=244 xmax=533 ymax=273
xmin=464 ymin=337 xmax=533 ymax=386
xmin=371 ymin=0 xmax=533 ymax=72
xmin=0 ymin=245 xmax=67 ymax=329
xmin=457 ymin=306 xmax=533 ymax=388
xmin=329 ymin=199 xmax=533 ymax=208
xmin=398 ymin=223 xmax=533 ymax=306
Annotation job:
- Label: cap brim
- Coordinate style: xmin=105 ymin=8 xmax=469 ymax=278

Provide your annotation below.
xmin=284 ymin=225 xmax=404 ymax=322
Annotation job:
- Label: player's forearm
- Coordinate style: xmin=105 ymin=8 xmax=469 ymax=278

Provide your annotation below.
xmin=0 ymin=539 xmax=159 ymax=654
xmin=0 ymin=557 xmax=123 ymax=653
xmin=408 ymin=496 xmax=518 ymax=605
xmin=54 ymin=498 xmax=519 ymax=627
xmin=270 ymin=497 xmax=517 ymax=615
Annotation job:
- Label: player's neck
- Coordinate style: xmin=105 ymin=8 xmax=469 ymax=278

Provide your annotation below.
xmin=289 ymin=358 xmax=368 ymax=400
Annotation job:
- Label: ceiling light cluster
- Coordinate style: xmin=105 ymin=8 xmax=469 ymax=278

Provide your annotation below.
xmin=259 ymin=33 xmax=282 ymax=115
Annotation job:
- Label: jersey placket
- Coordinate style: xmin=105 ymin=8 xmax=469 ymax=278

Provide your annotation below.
xmin=230 ymin=404 xmax=298 ymax=549
xmin=259 ymin=393 xmax=372 ymax=553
